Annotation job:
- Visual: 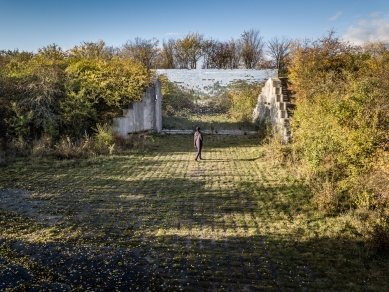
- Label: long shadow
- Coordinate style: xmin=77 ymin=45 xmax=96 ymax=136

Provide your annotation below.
xmin=1 ymin=228 xmax=387 ymax=291
xmin=2 ymin=136 xmax=387 ymax=290
xmin=1 ymin=174 xmax=388 ymax=290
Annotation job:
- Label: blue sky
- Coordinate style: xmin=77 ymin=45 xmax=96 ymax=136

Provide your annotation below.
xmin=1 ymin=0 xmax=388 ymax=52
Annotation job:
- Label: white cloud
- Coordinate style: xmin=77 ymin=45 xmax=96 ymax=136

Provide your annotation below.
xmin=166 ymin=32 xmax=180 ymax=36
xmin=343 ymin=18 xmax=389 ymax=44
xmin=330 ymin=11 xmax=342 ymax=21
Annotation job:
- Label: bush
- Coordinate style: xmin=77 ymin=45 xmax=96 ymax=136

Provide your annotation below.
xmin=159 ymin=74 xmax=195 ymax=117
xmin=32 ymin=135 xmax=52 ymax=157
xmin=92 ymin=123 xmax=115 ymax=155
xmin=52 ymin=135 xmax=93 ymax=159
xmin=228 ymin=80 xmax=262 ymax=122
xmin=287 ymin=34 xmax=389 ymax=211
xmin=367 ymin=217 xmax=389 ymax=252
xmin=7 ymin=136 xmax=30 ymax=157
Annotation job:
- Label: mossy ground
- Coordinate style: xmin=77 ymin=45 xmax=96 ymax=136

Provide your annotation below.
xmin=0 ymin=134 xmax=387 ymax=291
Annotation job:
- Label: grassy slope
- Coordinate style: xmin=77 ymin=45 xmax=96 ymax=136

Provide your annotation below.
xmin=0 ymin=134 xmax=387 ymax=291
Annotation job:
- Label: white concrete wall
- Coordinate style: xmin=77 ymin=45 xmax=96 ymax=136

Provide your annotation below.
xmin=113 ymin=80 xmax=162 ymax=136
xmin=156 ymin=69 xmax=277 ymax=94
xmin=253 ymin=78 xmax=291 ymax=142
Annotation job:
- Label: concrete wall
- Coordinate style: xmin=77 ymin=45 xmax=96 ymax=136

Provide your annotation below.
xmin=113 ymin=80 xmax=162 ymax=136
xmin=156 ymin=69 xmax=277 ymax=94
xmin=253 ymin=77 xmax=291 ymax=142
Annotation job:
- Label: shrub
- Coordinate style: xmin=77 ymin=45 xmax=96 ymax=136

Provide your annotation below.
xmin=159 ymin=74 xmax=195 ymax=117
xmin=7 ymin=136 xmax=30 ymax=157
xmin=32 ymin=135 xmax=52 ymax=157
xmin=228 ymin=80 xmax=262 ymax=123
xmin=92 ymin=123 xmax=115 ymax=155
xmin=52 ymin=135 xmax=92 ymax=159
xmin=287 ymin=33 xmax=389 ymax=211
xmin=367 ymin=216 xmax=389 ymax=252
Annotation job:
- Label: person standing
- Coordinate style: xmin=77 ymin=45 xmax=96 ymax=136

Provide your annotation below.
xmin=194 ymin=126 xmax=203 ymax=161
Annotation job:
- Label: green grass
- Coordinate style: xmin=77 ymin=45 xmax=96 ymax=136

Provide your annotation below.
xmin=163 ymin=113 xmax=256 ymax=131
xmin=0 ymin=134 xmax=388 ymax=291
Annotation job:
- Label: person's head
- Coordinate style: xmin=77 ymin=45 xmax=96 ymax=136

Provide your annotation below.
xmin=196 ymin=126 xmax=200 ymax=132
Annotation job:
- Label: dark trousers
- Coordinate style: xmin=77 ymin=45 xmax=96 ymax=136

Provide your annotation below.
xmin=195 ymin=145 xmax=202 ymax=160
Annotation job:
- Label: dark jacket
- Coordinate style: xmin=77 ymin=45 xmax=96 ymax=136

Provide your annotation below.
xmin=194 ymin=131 xmax=203 ymax=148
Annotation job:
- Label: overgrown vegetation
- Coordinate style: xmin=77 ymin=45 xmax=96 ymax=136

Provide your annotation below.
xmin=266 ymin=31 xmax=389 ymax=251
xmin=159 ymin=73 xmax=262 ymax=127
xmin=1 ymin=29 xmax=289 ymax=161
xmin=0 ymin=41 xmax=151 ymax=161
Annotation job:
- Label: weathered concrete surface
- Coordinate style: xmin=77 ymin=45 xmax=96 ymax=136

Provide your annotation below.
xmin=113 ymin=79 xmax=162 ymax=136
xmin=156 ymin=69 xmax=277 ymax=93
xmin=253 ymin=77 xmax=292 ymax=142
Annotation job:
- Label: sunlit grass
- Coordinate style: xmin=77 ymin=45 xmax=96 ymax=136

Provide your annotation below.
xmin=163 ymin=113 xmax=256 ymax=131
xmin=0 ymin=134 xmax=388 ymax=290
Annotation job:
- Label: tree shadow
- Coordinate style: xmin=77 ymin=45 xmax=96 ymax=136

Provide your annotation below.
xmin=1 ymin=136 xmax=387 ymax=290
xmin=2 ymin=228 xmax=387 ymax=291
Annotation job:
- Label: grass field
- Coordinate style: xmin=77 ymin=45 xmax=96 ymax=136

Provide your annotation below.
xmin=162 ymin=113 xmax=256 ymax=131
xmin=0 ymin=134 xmax=388 ymax=291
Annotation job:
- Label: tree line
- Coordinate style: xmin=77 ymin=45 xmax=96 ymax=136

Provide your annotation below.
xmin=122 ymin=29 xmax=291 ymax=73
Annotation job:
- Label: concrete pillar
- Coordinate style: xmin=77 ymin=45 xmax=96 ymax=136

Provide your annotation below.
xmin=154 ymin=79 xmax=162 ymax=133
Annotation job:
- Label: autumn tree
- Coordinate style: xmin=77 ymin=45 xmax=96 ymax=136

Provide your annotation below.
xmin=158 ymin=38 xmax=176 ymax=69
xmin=287 ymin=30 xmax=389 ymax=214
xmin=288 ymin=30 xmax=357 ymax=99
xmin=267 ymin=36 xmax=292 ymax=75
xmin=64 ymin=41 xmax=151 ymax=137
xmin=202 ymin=38 xmax=218 ymax=69
xmin=122 ymin=37 xmax=160 ymax=70
xmin=174 ymin=32 xmax=204 ymax=69
xmin=227 ymin=38 xmax=242 ymax=69
xmin=212 ymin=41 xmax=231 ymax=69
xmin=202 ymin=38 xmax=241 ymax=69
xmin=0 ymin=45 xmax=68 ymax=139
xmin=240 ymin=29 xmax=265 ymax=69
xmin=69 ymin=40 xmax=112 ymax=60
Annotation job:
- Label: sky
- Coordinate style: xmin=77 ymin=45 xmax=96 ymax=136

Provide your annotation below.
xmin=1 ymin=0 xmax=389 ymax=52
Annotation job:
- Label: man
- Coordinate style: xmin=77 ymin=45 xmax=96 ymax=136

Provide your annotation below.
xmin=194 ymin=126 xmax=203 ymax=161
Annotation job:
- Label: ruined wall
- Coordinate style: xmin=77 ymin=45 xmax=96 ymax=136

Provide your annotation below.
xmin=113 ymin=79 xmax=162 ymax=136
xmin=253 ymin=77 xmax=291 ymax=142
